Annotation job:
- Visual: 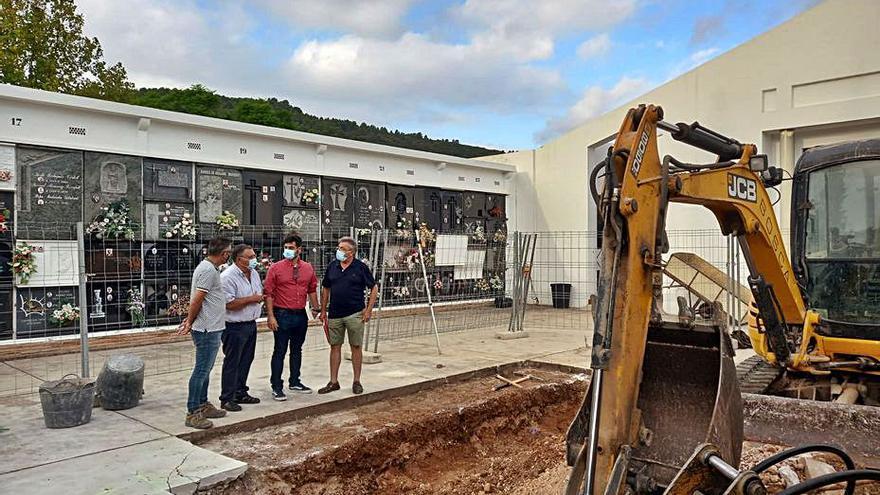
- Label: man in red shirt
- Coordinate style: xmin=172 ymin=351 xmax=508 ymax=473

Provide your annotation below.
xmin=264 ymin=233 xmax=320 ymax=401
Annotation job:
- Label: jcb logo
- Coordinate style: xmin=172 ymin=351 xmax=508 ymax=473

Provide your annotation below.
xmin=728 ymin=174 xmax=757 ymax=202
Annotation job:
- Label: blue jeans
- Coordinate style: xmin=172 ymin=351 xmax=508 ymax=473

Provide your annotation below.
xmin=187 ymin=330 xmax=222 ymax=413
xmin=270 ymin=310 xmax=308 ymax=390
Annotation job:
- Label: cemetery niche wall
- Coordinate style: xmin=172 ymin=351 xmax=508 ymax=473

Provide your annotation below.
xmin=1 ymin=143 xmax=507 ymax=340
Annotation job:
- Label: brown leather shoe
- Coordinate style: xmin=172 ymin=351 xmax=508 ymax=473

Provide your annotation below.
xmin=185 ymin=409 xmax=213 ymax=429
xmin=317 ymin=381 xmax=340 ymax=394
xmin=201 ymin=402 xmax=227 ymax=419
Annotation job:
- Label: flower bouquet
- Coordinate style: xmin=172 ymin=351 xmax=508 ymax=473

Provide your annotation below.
xmin=216 ymin=211 xmax=240 ymax=231
xmin=10 ymin=242 xmax=38 ymax=285
xmin=127 ymin=288 xmax=146 ymax=326
xmin=166 ymin=294 xmax=190 ymax=317
xmin=0 ymin=208 xmax=11 ymax=234
xmin=49 ymin=303 xmax=80 ymax=327
xmin=302 ymin=188 xmax=320 ymax=206
xmin=86 ymin=199 xmax=137 ymax=240
xmin=163 ymin=213 xmax=196 ymax=239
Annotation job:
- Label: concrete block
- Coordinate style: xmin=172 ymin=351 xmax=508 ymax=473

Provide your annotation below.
xmin=495 ymin=331 xmax=529 ymax=340
xmin=344 ymin=349 xmax=383 ymax=364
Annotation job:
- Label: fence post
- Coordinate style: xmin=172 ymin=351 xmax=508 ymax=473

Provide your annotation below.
xmin=416 ymin=229 xmax=442 ymax=355
xmin=76 ymin=222 xmax=90 ymax=378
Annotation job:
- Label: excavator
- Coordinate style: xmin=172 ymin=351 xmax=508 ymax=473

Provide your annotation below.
xmin=564 ymin=104 xmax=880 ymax=494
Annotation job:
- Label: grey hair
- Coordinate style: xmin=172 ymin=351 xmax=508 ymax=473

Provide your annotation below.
xmin=338 ymin=236 xmax=357 ymax=251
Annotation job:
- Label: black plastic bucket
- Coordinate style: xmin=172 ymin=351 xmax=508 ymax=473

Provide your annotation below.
xmin=550 ymin=283 xmax=572 ymax=309
xmin=38 ymin=374 xmax=95 ymax=428
xmin=96 ymin=353 xmax=145 ymax=410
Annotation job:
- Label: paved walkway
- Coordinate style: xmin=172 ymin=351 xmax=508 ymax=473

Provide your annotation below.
xmin=0 ymin=323 xmax=589 ymax=494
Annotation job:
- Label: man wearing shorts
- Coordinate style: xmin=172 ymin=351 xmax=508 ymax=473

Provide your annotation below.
xmin=318 ymin=236 xmax=378 ymax=395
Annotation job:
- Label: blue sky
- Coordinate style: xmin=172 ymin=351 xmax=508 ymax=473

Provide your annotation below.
xmin=77 ymin=0 xmax=819 ymax=151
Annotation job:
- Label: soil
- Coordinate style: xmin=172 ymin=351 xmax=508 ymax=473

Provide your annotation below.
xmin=199 ymin=369 xmax=880 ymax=495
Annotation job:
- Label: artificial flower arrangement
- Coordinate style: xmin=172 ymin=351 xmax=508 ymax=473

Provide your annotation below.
xmin=493 ymin=229 xmax=507 ymax=243
xmin=489 ymin=205 xmax=504 ymax=218
xmin=394 ymin=216 xmax=414 ymax=239
xmin=86 ymin=199 xmax=137 ymax=240
xmin=433 ymin=278 xmax=444 ymax=292
xmin=490 ymin=275 xmax=504 ymax=291
xmin=166 ymin=294 xmax=190 ymax=317
xmin=163 ymin=213 xmax=196 ymax=239
xmin=126 ymin=288 xmax=146 ymax=326
xmin=0 ymin=208 xmax=11 ymax=234
xmin=256 ymin=251 xmax=274 ymax=275
xmin=216 ymin=211 xmax=240 ymax=231
xmin=475 ymin=278 xmax=491 ymax=293
xmin=301 ymin=188 xmax=320 ymax=206
xmin=391 ymin=286 xmax=410 ymax=298
xmin=49 ymin=303 xmax=80 ymax=327
xmin=471 ymin=225 xmax=486 ymax=242
xmin=417 ymin=223 xmax=435 ymax=244
xmin=10 ymin=242 xmax=38 ymax=285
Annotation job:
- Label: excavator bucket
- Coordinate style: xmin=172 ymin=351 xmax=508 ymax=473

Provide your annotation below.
xmin=566 ymin=319 xmax=743 ymax=493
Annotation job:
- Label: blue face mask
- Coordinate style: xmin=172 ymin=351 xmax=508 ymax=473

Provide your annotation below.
xmin=335 ymin=249 xmax=347 ymax=262
xmin=248 ymin=258 xmax=258 ymax=270
xmin=283 ymin=248 xmax=297 ymax=260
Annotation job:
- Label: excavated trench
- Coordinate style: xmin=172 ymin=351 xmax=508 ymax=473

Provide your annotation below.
xmin=193 ymin=363 xmax=880 ymax=495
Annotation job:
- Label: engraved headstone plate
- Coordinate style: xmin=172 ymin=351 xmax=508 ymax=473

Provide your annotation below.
xmin=16 ymin=147 xmax=83 ymax=238
xmin=143 ymin=158 xmax=193 ymax=201
xmin=462 ymin=191 xmax=487 ymax=218
xmin=440 ymin=190 xmax=463 ymax=233
xmin=354 ymin=181 xmax=385 ymax=230
xmin=16 ymin=286 xmax=79 ymax=337
xmin=86 ymin=240 xmax=142 ymax=280
xmin=386 ymin=185 xmax=415 ymax=229
xmin=86 ymin=280 xmax=137 ymax=329
xmin=197 ymin=165 xmax=243 ymax=224
xmin=283 ymin=208 xmax=321 ymax=238
xmin=414 ymin=187 xmax=442 ymax=231
xmin=143 ymin=242 xmax=196 ymax=276
xmin=242 ymin=171 xmax=283 ymax=225
xmin=144 ymin=202 xmax=195 ymax=241
xmin=84 ymin=152 xmax=143 ymax=228
xmin=17 ymin=240 xmax=79 ymax=287
xmin=322 ymin=178 xmax=354 ymax=239
xmin=282 ymin=174 xmax=321 ymax=208
xmin=486 ymin=194 xmax=507 ymax=220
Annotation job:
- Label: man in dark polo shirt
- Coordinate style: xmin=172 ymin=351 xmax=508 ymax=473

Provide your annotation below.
xmin=318 ymin=236 xmax=378 ymax=395
xmin=264 ymin=233 xmax=320 ymax=401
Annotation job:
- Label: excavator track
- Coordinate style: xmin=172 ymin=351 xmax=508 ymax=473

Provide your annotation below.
xmin=736 ymin=354 xmax=783 ymax=394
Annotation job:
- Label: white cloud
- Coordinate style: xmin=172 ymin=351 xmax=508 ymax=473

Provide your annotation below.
xmin=667 ymin=47 xmax=720 ymax=79
xmin=255 ymin=0 xmax=414 ymax=39
xmin=576 ymin=33 xmax=611 ymax=60
xmin=537 ymin=76 xmax=651 ymax=143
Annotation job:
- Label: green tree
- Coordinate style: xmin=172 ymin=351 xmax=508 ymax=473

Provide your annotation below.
xmin=0 ymin=0 xmax=133 ymax=98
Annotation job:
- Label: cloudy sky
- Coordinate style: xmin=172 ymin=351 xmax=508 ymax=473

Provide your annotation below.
xmin=76 ymin=0 xmax=819 ymax=151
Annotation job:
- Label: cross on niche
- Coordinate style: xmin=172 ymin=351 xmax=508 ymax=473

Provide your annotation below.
xmin=284 ymin=176 xmax=299 ymax=204
xmin=244 ymin=179 xmax=261 ymax=225
xmin=329 ymin=183 xmax=347 ymax=211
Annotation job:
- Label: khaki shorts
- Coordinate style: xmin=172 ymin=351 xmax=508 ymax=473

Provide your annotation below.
xmin=327 ymin=311 xmax=364 ymax=347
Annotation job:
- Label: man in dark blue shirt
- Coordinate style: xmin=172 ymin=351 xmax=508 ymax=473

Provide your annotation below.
xmin=318 ymin=236 xmax=378 ymax=395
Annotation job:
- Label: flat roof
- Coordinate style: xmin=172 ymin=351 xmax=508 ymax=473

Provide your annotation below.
xmin=0 ymin=84 xmax=514 ymax=173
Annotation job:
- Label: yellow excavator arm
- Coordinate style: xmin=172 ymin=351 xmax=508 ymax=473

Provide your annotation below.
xmin=566 ymin=104 xmax=824 ymax=495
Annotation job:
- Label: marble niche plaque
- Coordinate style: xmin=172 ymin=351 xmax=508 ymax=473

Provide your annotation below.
xmin=16 ymin=147 xmax=83 ymax=237
xmin=354 ymin=181 xmax=385 ymax=230
xmin=322 ymin=178 xmax=354 ymax=239
xmin=196 ymin=165 xmax=243 ymax=224
xmin=414 ymin=187 xmax=442 ymax=231
xmin=283 ymin=208 xmax=321 ymax=238
xmin=282 ymin=174 xmax=321 ymax=208
xmin=83 ymin=152 xmax=143 ymax=227
xmin=16 ymin=286 xmax=79 ymax=337
xmin=462 ymin=191 xmax=487 ymax=218
xmin=386 ymin=185 xmax=415 ymax=229
xmin=242 ymin=171 xmax=283 ymax=225
xmin=143 ymin=158 xmax=193 ymax=202
xmin=144 ymin=202 xmax=195 ymax=241
xmin=440 ymin=190 xmax=463 ymax=233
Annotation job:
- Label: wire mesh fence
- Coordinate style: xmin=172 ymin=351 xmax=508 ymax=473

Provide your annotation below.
xmin=0 ymin=226 xmax=769 ymax=396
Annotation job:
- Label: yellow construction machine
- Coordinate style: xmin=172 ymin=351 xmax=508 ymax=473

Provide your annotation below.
xmin=564 ymin=105 xmax=880 ymax=494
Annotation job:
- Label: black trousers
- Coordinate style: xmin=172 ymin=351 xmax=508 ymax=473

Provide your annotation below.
xmin=219 ymin=320 xmax=257 ymax=403
xmin=270 ymin=309 xmax=308 ymax=390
